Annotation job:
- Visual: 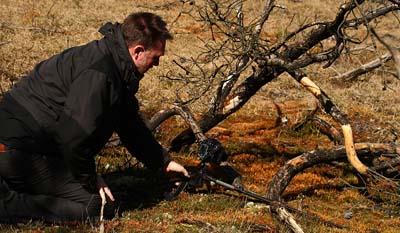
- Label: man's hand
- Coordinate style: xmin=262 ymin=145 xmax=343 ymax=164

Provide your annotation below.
xmin=97 ymin=175 xmax=115 ymax=202
xmin=165 ymin=161 xmax=190 ymax=178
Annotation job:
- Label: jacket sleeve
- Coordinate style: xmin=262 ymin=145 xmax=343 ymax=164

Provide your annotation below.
xmin=116 ymin=95 xmax=170 ymax=171
xmin=51 ymin=69 xmax=111 ymax=193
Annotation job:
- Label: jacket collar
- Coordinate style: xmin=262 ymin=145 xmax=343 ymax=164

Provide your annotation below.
xmin=99 ymin=22 xmax=143 ymax=93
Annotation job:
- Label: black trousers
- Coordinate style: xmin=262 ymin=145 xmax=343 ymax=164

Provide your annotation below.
xmin=0 ymin=148 xmax=114 ymax=222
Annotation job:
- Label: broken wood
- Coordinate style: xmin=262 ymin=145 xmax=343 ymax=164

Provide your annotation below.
xmin=285 ymin=68 xmax=369 ymax=174
xmin=266 ymin=143 xmax=400 ymax=201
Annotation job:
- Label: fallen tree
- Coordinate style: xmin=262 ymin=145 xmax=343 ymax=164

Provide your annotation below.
xmin=150 ymin=0 xmax=400 ymax=231
xmin=111 ymin=1 xmax=400 ymax=231
xmin=154 ymin=0 xmax=400 ymax=153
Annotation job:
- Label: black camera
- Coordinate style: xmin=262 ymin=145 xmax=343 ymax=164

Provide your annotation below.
xmin=198 ymin=138 xmax=228 ymax=164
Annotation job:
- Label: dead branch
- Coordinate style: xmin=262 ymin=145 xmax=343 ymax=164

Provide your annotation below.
xmin=171 ymin=103 xmax=207 ymax=142
xmin=332 ymin=52 xmax=393 ymax=80
xmin=266 ymin=143 xmax=400 ymax=201
xmin=372 ymin=156 xmax=400 ymax=173
xmin=286 ymin=68 xmax=368 ymax=174
xmin=259 ymin=54 xmax=368 ymax=174
xmin=148 ymin=108 xmax=178 ymax=131
xmin=309 ymin=116 xmax=344 ymax=144
xmin=176 ymin=218 xmax=216 ymax=231
xmin=344 ymin=4 xmax=400 ymax=28
xmin=275 ymin=207 xmax=304 ymax=233
xmin=254 ymin=0 xmax=276 ymax=37
xmin=277 ymin=0 xmax=363 ymax=60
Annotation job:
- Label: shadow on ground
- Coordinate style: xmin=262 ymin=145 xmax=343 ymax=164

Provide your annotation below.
xmin=104 ymin=168 xmax=175 ymax=215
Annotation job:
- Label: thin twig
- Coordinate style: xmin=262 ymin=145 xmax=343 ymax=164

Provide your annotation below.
xmin=99 ymin=188 xmax=106 ymax=233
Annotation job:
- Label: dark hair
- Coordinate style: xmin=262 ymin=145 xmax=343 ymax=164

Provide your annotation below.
xmin=121 ymin=12 xmax=173 ymax=49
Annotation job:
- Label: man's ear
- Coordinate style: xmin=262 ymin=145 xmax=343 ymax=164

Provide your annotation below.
xmin=128 ymin=45 xmax=145 ymax=61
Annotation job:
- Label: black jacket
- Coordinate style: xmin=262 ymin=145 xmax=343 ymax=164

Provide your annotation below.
xmin=0 ymin=23 xmax=169 ymax=192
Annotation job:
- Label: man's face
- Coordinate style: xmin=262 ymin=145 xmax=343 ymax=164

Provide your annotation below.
xmin=129 ymin=40 xmax=166 ymax=74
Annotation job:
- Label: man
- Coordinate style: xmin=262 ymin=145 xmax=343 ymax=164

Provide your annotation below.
xmin=0 ymin=12 xmax=188 ymax=222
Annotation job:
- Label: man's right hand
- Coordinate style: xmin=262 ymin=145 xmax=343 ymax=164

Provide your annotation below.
xmin=164 ymin=160 xmax=190 ymax=178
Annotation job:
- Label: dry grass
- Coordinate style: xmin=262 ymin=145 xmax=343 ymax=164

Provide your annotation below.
xmin=1 ymin=0 xmax=400 ymax=232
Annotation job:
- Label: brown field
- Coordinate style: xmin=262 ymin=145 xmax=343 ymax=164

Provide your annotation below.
xmin=1 ymin=0 xmax=400 ymax=232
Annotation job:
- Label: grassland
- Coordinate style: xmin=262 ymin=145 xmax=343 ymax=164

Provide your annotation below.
xmin=1 ymin=0 xmax=400 ymax=232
